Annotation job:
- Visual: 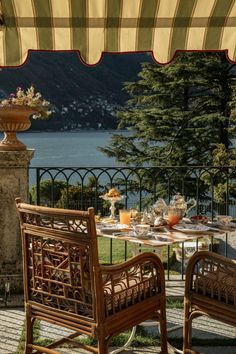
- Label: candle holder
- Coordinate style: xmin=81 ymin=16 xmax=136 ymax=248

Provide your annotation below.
xmin=99 ymin=195 xmax=126 ymax=219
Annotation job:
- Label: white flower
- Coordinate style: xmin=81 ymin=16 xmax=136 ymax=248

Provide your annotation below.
xmin=0 ymin=86 xmax=52 ymax=120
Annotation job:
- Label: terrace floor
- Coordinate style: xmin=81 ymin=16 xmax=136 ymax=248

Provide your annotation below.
xmin=1 ymin=297 xmax=236 ymax=354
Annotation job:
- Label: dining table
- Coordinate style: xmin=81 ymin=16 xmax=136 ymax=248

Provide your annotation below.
xmin=96 ymin=218 xmax=228 ymax=250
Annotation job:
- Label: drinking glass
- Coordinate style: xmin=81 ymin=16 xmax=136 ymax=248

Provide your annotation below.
xmin=134 ymin=224 xmax=150 ymax=238
xmin=119 ymin=209 xmax=131 ymax=225
xmin=217 ymin=215 xmax=232 ymax=226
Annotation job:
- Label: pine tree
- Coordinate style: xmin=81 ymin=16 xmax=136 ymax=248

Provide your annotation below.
xmin=100 ymin=52 xmax=236 ymax=167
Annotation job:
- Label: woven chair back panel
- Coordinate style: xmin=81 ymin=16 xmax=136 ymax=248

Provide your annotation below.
xmin=22 ymin=211 xmax=91 ymax=234
xmin=21 ymin=209 xmax=98 ymax=320
xmin=192 ymin=257 xmax=236 ymax=306
xmin=27 ymin=234 xmax=95 ymax=318
xmin=103 ymin=260 xmax=162 ymax=317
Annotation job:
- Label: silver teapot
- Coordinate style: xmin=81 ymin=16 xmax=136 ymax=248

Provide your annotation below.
xmin=153 ymin=193 xmax=196 ymax=219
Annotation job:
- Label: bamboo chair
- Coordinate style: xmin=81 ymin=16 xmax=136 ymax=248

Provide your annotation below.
xmin=16 ymin=198 xmax=167 ymax=354
xmin=183 ymin=251 xmax=236 ymax=354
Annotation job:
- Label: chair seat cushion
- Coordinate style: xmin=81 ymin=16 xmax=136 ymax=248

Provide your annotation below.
xmin=103 ymin=274 xmax=159 ymax=316
xmin=193 ymin=270 xmax=236 ymax=305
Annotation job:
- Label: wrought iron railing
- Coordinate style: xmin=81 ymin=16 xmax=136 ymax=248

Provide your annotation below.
xmin=29 ymin=166 xmax=236 ymax=277
xmin=29 ymin=165 xmax=236 ymax=215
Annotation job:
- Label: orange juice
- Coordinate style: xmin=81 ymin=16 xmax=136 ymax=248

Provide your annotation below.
xmin=168 ymin=214 xmax=180 ymax=227
xmin=167 ymin=207 xmax=181 ymax=226
xmin=119 ymin=209 xmax=131 ymax=225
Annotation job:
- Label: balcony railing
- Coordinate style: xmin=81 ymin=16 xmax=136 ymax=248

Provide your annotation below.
xmin=30 ymin=165 xmax=236 ymax=215
xmin=29 ymin=165 xmax=236 ymax=277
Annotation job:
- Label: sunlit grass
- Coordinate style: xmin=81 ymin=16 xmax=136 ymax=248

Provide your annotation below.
xmin=98 ymin=236 xmax=174 ymax=265
xmin=98 ymin=237 xmax=135 ymax=264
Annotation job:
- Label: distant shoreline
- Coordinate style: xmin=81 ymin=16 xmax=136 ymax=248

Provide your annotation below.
xmin=24 ymin=128 xmax=128 ymax=134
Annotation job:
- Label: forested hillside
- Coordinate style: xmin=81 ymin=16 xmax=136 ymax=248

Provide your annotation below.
xmin=0 ymin=52 xmax=153 ymax=130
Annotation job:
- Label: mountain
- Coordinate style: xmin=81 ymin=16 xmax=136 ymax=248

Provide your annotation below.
xmin=0 ymin=52 xmax=153 ymax=130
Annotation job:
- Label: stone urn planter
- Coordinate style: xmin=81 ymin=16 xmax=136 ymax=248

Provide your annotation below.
xmin=0 ymin=105 xmax=35 ymax=150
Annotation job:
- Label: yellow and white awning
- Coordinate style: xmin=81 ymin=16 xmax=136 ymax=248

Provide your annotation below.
xmin=0 ymin=0 xmax=236 ymax=67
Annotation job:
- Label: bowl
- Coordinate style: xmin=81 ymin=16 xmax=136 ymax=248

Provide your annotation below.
xmin=134 ymin=224 xmax=151 ymax=238
xmin=190 ymin=215 xmax=209 ymax=224
xmin=216 ymin=215 xmax=232 ymax=226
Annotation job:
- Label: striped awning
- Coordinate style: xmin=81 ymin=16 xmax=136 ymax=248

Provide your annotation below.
xmin=0 ymin=0 xmax=236 ymax=67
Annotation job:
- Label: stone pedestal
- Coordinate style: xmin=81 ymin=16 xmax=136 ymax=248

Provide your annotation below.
xmin=0 ymin=149 xmax=34 ymax=294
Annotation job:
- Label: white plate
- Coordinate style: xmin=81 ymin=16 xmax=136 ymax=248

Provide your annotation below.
xmin=172 ymin=223 xmax=210 ymax=233
xmin=100 ymin=224 xmax=130 ymax=234
xmin=135 ymin=232 xmax=154 ymax=240
xmin=209 ymin=221 xmax=236 ymax=229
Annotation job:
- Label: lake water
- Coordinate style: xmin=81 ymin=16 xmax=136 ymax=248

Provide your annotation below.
xmin=14 ymin=130 xmax=122 ymax=167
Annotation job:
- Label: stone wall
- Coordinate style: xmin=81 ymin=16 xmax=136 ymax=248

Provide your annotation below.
xmin=0 ymin=149 xmax=34 ymax=294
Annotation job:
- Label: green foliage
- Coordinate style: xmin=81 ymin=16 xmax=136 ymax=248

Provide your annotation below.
xmin=58 ymin=183 xmax=98 ymax=209
xmin=166 ymin=298 xmax=184 ymax=309
xmin=100 ymin=53 xmax=236 ymax=168
xmin=30 ymin=180 xmax=68 ymax=204
xmin=30 ymin=177 xmax=105 ymax=210
xmin=16 ymin=320 xmax=26 ymax=354
xmin=201 ymin=144 xmax=236 ymax=203
xmin=57 ymin=177 xmax=104 ymax=209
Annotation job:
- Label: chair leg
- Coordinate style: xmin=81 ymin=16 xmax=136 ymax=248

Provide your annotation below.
xmin=188 ymin=317 xmax=193 ymax=349
xmin=98 ymin=335 xmax=109 ymax=354
xmin=159 ymin=306 xmax=168 ymax=354
xmin=183 ymin=300 xmax=192 ymax=353
xmin=25 ymin=314 xmax=34 ymax=354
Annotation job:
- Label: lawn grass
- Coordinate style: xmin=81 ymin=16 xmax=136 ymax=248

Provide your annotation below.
xmin=97 ymin=236 xmax=170 ymax=264
xmin=98 ymin=237 xmax=134 ymax=263
xmin=167 ymin=298 xmax=184 ymax=309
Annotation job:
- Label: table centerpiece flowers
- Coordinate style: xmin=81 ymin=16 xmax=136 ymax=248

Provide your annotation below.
xmin=0 ymin=86 xmax=52 ymax=150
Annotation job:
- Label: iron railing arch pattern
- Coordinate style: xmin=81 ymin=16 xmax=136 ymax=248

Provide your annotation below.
xmin=30 ymin=166 xmax=236 ymax=218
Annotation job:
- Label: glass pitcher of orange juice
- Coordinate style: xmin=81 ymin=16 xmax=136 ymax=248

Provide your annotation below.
xmin=167 ymin=207 xmax=182 ymax=226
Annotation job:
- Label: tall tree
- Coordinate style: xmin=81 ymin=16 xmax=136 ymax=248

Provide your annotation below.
xmin=100 ymin=53 xmax=236 ymax=167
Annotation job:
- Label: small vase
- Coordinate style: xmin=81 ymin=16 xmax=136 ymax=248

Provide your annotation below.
xmin=0 ymin=105 xmax=34 ymax=150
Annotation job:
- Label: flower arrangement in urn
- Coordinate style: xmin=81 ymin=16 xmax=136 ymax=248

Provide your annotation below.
xmin=0 ymin=85 xmax=51 ymax=119
xmin=0 ymin=86 xmax=52 ymax=150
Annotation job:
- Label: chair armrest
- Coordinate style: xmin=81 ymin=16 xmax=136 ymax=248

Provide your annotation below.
xmin=100 ymin=252 xmax=164 ymax=274
xmin=185 ymin=251 xmax=236 ymax=305
xmin=100 ymin=252 xmax=165 ymax=290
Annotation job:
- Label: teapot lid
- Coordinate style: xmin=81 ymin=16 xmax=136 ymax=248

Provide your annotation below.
xmin=170 ymin=193 xmax=186 ymax=207
xmin=172 ymin=193 xmax=184 ymax=201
